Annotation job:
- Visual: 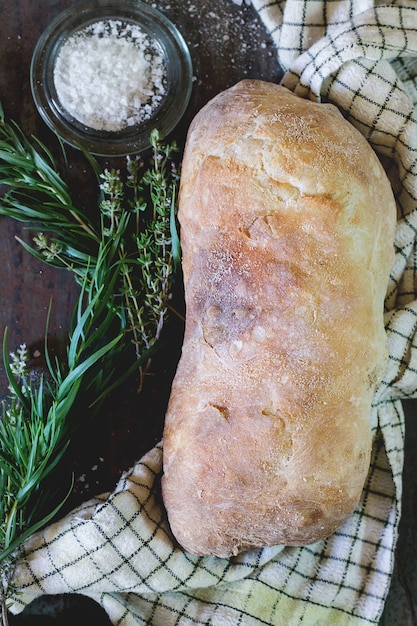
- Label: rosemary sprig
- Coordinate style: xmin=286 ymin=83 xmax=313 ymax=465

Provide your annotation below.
xmin=98 ymin=130 xmax=181 ymax=388
xmin=0 ymin=254 xmax=128 ymax=623
xmin=0 ymin=102 xmax=99 ymax=265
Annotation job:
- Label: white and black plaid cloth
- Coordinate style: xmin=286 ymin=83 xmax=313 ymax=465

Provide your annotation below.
xmin=10 ymin=1 xmax=417 ymax=624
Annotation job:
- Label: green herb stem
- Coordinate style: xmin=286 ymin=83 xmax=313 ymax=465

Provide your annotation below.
xmin=0 ymin=107 xmax=182 ymax=618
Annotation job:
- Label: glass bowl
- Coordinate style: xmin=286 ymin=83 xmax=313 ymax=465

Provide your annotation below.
xmin=30 ymin=0 xmax=193 ymax=156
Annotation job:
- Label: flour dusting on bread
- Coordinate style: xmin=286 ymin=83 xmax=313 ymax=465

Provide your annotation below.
xmin=162 ymin=80 xmax=397 ymax=558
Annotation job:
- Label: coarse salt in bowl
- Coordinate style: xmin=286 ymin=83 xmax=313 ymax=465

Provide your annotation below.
xmin=30 ymin=0 xmax=193 ymax=156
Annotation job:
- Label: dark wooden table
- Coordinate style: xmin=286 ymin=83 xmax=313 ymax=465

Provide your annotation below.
xmin=0 ymin=1 xmax=416 ymax=624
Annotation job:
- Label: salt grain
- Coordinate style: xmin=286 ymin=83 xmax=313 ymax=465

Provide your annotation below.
xmin=53 ymin=19 xmax=167 ymax=132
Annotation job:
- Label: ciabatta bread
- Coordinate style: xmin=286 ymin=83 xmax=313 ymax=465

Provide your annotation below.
xmin=162 ymin=80 xmax=397 ymax=557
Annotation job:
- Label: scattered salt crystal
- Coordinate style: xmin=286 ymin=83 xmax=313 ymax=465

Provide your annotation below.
xmin=53 ymin=19 xmax=167 ymax=132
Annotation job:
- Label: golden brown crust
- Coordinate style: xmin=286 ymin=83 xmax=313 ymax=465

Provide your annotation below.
xmin=161 ymin=80 xmax=397 ymax=557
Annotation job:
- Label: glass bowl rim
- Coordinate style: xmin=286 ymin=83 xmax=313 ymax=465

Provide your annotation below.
xmin=30 ymin=0 xmax=193 ymax=156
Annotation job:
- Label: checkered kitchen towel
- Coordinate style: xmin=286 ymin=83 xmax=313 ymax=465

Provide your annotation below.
xmin=9 ymin=1 xmax=417 ymax=624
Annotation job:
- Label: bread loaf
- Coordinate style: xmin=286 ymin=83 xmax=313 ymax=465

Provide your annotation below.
xmin=161 ymin=80 xmax=397 ymax=558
